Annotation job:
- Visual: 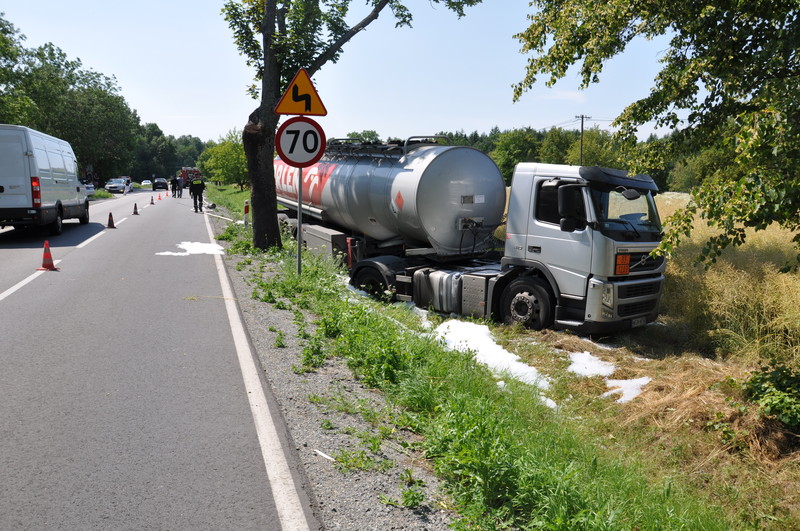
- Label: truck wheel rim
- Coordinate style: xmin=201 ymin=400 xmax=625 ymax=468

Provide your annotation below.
xmin=510 ymin=292 xmax=539 ymax=322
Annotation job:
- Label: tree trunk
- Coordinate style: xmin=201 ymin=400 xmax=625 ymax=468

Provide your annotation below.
xmin=244 ymin=108 xmax=282 ymax=250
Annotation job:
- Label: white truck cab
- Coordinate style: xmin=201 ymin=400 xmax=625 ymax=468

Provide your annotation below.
xmin=0 ymin=125 xmax=89 ymax=234
xmin=502 ymin=163 xmax=665 ymax=333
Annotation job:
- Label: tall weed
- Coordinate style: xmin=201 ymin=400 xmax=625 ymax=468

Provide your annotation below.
xmin=657 ymin=194 xmax=800 ymax=365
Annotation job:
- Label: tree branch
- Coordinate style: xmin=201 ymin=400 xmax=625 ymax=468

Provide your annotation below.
xmin=306 ymin=0 xmax=392 ymax=75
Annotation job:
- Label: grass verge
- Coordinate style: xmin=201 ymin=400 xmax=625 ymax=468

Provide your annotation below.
xmin=216 ymin=221 xmax=744 ymax=530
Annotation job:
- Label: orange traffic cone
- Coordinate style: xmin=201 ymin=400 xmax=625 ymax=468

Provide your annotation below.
xmin=133 ymin=203 xmax=139 ymax=215
xmin=157 ymin=193 xmax=162 ymax=201
xmin=150 ymin=195 xmax=155 ymax=205
xmin=106 ymin=212 xmax=116 ymax=229
xmin=37 ymin=240 xmax=59 ymax=271
xmin=166 ymin=190 xmax=170 ymax=197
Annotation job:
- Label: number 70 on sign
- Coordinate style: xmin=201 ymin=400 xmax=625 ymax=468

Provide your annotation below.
xmin=275 ymin=116 xmax=327 ymax=168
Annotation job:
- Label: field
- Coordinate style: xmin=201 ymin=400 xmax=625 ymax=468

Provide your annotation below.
xmin=209 ymin=185 xmax=800 ymax=529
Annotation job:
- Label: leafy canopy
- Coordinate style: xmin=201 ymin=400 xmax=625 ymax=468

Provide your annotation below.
xmin=514 ymin=0 xmax=800 ymax=268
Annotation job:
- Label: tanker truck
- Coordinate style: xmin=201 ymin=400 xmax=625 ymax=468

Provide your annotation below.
xmin=273 ymin=137 xmax=665 ymax=334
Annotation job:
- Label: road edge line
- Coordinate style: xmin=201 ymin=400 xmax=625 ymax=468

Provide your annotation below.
xmin=203 ymin=214 xmax=311 ymax=531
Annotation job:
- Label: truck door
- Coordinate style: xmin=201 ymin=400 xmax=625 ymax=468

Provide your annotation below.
xmin=525 ymin=179 xmax=593 ymax=298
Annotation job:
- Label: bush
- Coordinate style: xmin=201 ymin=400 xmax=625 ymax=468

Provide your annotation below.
xmin=744 ymin=363 xmax=800 ymax=428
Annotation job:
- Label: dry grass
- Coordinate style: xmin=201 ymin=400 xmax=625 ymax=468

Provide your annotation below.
xmin=514 ymin=327 xmax=800 ymax=528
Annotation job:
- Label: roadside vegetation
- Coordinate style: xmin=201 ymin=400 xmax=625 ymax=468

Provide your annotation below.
xmin=210 ymin=187 xmax=800 ymax=529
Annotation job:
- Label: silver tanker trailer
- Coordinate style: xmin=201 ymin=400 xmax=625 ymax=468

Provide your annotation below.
xmin=274 ymin=137 xmax=665 ymax=333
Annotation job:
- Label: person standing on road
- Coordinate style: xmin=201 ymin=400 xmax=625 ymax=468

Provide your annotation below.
xmin=176 ymin=175 xmax=183 ymax=198
xmin=170 ymin=176 xmax=178 ymax=197
xmin=190 ymin=175 xmax=205 ymax=213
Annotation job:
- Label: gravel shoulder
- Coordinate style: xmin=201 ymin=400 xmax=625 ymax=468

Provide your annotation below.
xmin=209 ymin=213 xmax=455 ymax=530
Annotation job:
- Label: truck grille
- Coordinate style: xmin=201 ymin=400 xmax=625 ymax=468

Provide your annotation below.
xmin=619 ymin=281 xmax=662 ymax=300
xmin=618 ymin=299 xmax=658 ymax=317
xmin=628 ymin=253 xmax=665 ymax=272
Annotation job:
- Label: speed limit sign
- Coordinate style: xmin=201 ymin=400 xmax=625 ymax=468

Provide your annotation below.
xmin=276 ymin=116 xmax=326 ymax=168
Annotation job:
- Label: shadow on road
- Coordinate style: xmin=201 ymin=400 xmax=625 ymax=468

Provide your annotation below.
xmin=0 ymin=221 xmax=106 ymax=249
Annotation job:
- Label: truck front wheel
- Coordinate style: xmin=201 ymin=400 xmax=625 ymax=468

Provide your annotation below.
xmin=500 ymin=277 xmax=553 ymax=330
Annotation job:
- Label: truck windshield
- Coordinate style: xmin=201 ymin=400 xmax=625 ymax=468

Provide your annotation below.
xmin=589 ymin=186 xmax=662 ymax=242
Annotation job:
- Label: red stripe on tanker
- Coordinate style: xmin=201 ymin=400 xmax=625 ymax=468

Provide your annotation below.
xmin=274 ymin=145 xmax=505 ymax=256
xmin=274 ymin=159 xmax=336 ymax=206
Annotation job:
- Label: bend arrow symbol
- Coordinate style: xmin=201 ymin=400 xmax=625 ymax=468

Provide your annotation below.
xmin=292 ymin=84 xmax=312 ymax=112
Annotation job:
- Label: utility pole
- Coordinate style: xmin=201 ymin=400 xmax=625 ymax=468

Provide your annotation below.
xmin=575 ymin=114 xmax=591 ymax=165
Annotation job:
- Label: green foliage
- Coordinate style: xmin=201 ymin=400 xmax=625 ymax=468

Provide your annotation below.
xmin=744 ymin=364 xmax=800 ymax=428
xmin=538 ymin=126 xmax=579 ymax=164
xmin=332 ymin=448 xmax=394 ymax=474
xmin=273 ymin=329 xmax=286 ymax=348
xmin=490 ymin=127 xmax=543 ymax=183
xmin=346 ymin=130 xmax=381 ymax=143
xmin=514 ymin=0 xmax=800 ymax=267
xmin=198 ymin=129 xmax=248 ymax=190
xmin=0 ymin=29 xmax=140 ymax=181
xmin=564 ymin=126 xmax=621 ymax=168
xmin=132 ymin=122 xmax=178 ymax=181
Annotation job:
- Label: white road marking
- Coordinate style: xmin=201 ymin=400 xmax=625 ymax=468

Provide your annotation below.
xmin=76 ymin=231 xmax=107 ymax=249
xmin=0 ymin=260 xmax=62 ymax=302
xmin=203 ymin=214 xmax=310 ymax=531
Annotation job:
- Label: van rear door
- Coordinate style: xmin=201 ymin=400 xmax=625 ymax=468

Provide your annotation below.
xmin=0 ymin=129 xmax=32 ymax=209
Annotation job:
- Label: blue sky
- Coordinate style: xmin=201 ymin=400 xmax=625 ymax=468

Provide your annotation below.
xmin=4 ymin=0 xmax=670 ymax=143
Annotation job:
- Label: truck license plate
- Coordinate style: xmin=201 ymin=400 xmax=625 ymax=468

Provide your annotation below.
xmin=631 ymin=317 xmax=646 ymax=328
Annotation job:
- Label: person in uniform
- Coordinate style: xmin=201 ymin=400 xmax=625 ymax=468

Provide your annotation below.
xmin=190 ymin=175 xmax=205 ymax=213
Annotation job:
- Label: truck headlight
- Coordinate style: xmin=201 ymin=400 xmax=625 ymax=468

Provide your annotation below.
xmin=602 ymin=284 xmax=614 ymax=308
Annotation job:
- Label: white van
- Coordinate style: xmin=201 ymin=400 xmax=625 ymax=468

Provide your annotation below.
xmin=0 ymin=125 xmax=89 ymax=234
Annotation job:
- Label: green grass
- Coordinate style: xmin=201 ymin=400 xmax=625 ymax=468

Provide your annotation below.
xmin=221 ymin=224 xmax=736 ymax=530
xmin=205 ymin=184 xmax=250 ymax=219
xmin=91 ymin=189 xmax=112 ymax=199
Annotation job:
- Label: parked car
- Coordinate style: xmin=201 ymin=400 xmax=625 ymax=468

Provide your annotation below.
xmin=153 ymin=178 xmax=168 ymax=190
xmin=105 ymin=178 xmax=127 ymax=193
xmin=141 ymin=179 xmax=152 ymax=187
xmin=83 ymin=181 xmax=95 ymax=197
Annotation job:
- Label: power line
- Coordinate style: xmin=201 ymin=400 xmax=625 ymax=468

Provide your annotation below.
xmin=575 ymin=114 xmax=591 ymax=165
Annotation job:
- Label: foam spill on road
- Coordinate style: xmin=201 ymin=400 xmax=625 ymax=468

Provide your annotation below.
xmin=156 ymin=242 xmax=225 ymax=256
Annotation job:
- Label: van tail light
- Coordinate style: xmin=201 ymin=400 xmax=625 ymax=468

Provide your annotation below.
xmin=31 ymin=177 xmax=41 ymax=207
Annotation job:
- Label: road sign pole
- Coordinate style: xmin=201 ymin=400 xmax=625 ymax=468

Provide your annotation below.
xmin=297 ymin=168 xmax=303 ymax=275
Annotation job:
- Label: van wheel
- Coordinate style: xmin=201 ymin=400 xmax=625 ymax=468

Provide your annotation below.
xmin=78 ymin=203 xmax=90 ymax=224
xmin=499 ymin=277 xmax=553 ymax=330
xmin=49 ymin=211 xmax=63 ymax=235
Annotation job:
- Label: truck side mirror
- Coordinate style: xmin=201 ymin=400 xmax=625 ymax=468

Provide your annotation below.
xmin=558 ymin=184 xmax=581 ymax=232
xmin=560 ymin=218 xmax=577 ymax=232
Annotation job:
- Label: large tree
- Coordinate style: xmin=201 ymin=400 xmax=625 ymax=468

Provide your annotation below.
xmin=514 ymin=0 xmax=800 ymax=267
xmin=490 ymin=127 xmax=543 ymax=183
xmin=0 ymin=14 xmax=33 ymax=123
xmin=223 ymin=0 xmax=482 ymax=250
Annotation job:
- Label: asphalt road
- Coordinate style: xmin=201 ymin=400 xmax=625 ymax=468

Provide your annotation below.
xmin=0 ymin=191 xmax=315 ymax=530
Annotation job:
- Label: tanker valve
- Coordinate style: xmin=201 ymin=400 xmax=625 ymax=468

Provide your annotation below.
xmin=458 ymin=217 xmax=484 ymax=230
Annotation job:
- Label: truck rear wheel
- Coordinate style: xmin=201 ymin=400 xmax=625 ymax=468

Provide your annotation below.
xmin=352 ymin=267 xmax=390 ymax=299
xmin=500 ymin=277 xmax=553 ymax=330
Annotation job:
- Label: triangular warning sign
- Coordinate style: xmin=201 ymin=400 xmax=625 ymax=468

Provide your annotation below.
xmin=274 ymin=68 xmax=328 ymax=116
